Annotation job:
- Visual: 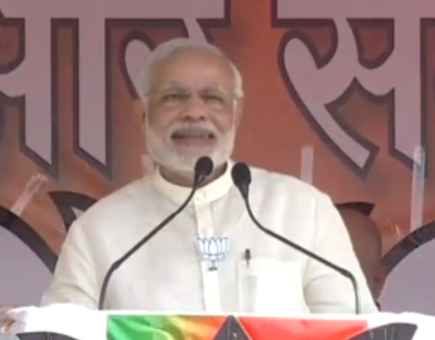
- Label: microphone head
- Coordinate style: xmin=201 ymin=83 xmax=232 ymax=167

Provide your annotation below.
xmin=194 ymin=156 xmax=214 ymax=184
xmin=231 ymin=162 xmax=251 ymax=198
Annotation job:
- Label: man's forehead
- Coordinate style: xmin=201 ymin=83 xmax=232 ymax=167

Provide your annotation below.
xmin=159 ymin=49 xmax=228 ymax=70
xmin=159 ymin=80 xmax=229 ymax=92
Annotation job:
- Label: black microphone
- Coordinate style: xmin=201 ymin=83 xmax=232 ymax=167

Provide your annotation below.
xmin=98 ymin=156 xmax=214 ymax=310
xmin=231 ymin=162 xmax=361 ymax=314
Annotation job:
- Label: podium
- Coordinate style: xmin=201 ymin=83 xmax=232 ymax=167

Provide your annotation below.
xmin=1 ymin=304 xmax=434 ymax=339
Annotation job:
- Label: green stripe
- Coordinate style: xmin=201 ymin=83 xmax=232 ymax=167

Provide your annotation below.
xmin=107 ymin=315 xmax=183 ymax=340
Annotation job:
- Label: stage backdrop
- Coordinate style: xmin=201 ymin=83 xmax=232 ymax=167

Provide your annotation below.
xmin=1 ymin=0 xmax=435 ymax=314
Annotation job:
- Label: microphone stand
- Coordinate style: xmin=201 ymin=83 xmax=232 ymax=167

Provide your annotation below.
xmin=98 ymin=157 xmax=213 ymax=309
xmin=232 ymin=162 xmax=361 ymax=314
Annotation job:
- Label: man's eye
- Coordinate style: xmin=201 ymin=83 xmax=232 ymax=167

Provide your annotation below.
xmin=163 ymin=93 xmax=183 ymax=101
xmin=204 ymin=94 xmax=224 ymax=102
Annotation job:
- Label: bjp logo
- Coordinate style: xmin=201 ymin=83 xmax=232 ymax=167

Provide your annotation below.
xmin=195 ymin=236 xmax=230 ymax=271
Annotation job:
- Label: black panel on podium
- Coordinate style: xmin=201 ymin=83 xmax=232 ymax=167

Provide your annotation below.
xmin=17 ymin=332 xmax=79 ymax=340
xmin=213 ymin=316 xmax=250 ymax=340
xmin=348 ymin=323 xmax=417 ymax=340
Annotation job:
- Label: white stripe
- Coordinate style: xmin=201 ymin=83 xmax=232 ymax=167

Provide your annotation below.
xmin=410 ymin=145 xmax=425 ymax=232
xmin=195 ymin=204 xmax=222 ymax=313
xmin=11 ymin=173 xmax=48 ymax=216
xmin=300 ymin=146 xmax=314 ymax=184
xmin=201 ymin=265 xmax=222 ymax=313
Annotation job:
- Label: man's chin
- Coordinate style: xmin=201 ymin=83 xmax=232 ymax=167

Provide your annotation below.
xmin=171 ymin=136 xmax=217 ymax=149
xmin=172 ymin=145 xmax=216 ymax=159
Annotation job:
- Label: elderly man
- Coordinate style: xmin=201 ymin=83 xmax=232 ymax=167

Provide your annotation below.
xmin=41 ymin=38 xmax=376 ymax=314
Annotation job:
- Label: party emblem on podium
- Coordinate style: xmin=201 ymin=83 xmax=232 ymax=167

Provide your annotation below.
xmin=195 ymin=236 xmax=230 ymax=271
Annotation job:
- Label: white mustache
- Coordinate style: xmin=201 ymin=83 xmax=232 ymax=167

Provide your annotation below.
xmin=168 ymin=122 xmax=221 ymax=137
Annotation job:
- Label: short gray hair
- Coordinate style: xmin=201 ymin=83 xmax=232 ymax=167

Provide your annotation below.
xmin=135 ymin=38 xmax=244 ymax=102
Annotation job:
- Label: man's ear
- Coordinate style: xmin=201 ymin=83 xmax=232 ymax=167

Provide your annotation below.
xmin=133 ymin=99 xmax=146 ymax=130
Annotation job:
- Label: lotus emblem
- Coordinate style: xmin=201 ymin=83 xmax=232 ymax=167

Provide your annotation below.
xmin=195 ymin=236 xmax=230 ymax=271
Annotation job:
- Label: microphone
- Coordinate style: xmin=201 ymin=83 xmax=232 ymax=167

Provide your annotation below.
xmin=231 ymin=162 xmax=361 ymax=314
xmin=98 ymin=156 xmax=214 ymax=310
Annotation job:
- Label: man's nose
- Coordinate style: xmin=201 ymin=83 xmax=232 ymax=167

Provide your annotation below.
xmin=180 ymin=95 xmax=207 ymax=120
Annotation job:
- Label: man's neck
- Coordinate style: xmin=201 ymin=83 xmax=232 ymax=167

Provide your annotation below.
xmin=159 ymin=162 xmax=227 ymax=188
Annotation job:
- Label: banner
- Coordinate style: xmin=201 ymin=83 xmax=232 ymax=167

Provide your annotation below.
xmin=3 ymin=305 xmax=431 ymax=340
xmin=107 ymin=314 xmax=368 ymax=340
xmin=1 ymin=0 xmax=435 ymax=312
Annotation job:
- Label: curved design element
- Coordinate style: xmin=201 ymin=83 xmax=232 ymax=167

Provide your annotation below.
xmin=48 ymin=191 xmax=97 ymax=231
xmin=381 ymin=220 xmax=435 ymax=274
xmin=0 ymin=206 xmax=57 ymax=272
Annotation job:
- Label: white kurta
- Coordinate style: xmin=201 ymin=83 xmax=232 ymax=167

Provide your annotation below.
xmin=41 ymin=161 xmax=377 ymax=314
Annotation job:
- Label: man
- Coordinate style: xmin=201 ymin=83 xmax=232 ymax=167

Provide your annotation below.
xmin=336 ymin=202 xmax=385 ymax=308
xmin=41 ymin=38 xmax=376 ymax=314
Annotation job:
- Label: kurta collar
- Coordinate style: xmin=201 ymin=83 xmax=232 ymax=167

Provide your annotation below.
xmin=152 ymin=160 xmax=234 ymax=205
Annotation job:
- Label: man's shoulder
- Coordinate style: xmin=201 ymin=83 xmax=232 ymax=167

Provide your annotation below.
xmin=248 ymin=165 xmax=336 ymax=234
xmin=73 ymin=175 xmax=154 ymax=226
xmin=250 ymin=165 xmax=326 ymax=199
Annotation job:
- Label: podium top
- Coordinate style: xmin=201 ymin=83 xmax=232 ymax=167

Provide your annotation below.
xmin=1 ymin=304 xmax=435 ymax=340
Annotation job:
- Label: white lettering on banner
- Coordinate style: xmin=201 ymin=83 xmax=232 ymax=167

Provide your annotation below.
xmin=0 ymin=0 xmax=225 ymax=177
xmin=11 ymin=173 xmax=48 ymax=216
xmin=410 ymin=146 xmax=425 ymax=232
xmin=275 ymin=0 xmax=432 ymax=176
xmin=300 ymin=146 xmax=314 ymax=184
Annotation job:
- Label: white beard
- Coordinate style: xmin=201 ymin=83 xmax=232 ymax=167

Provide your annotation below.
xmin=144 ymin=120 xmax=235 ymax=173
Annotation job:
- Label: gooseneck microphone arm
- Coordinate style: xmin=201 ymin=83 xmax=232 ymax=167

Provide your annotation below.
xmin=231 ymin=162 xmax=360 ymax=315
xmin=98 ymin=157 xmax=214 ymax=310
